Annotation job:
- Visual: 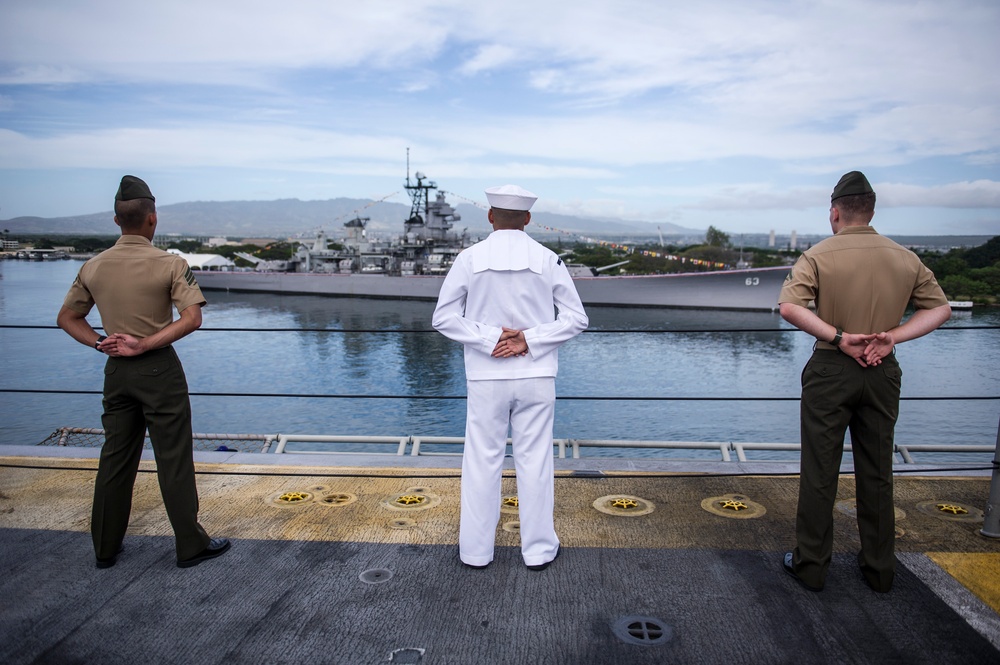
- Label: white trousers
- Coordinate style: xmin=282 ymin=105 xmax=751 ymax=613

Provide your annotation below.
xmin=460 ymin=377 xmax=559 ymax=567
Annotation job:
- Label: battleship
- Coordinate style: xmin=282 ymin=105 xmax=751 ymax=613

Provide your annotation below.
xmin=193 ymin=171 xmax=791 ymax=311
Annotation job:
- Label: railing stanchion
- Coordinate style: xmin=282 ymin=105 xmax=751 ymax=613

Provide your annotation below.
xmin=981 ymin=415 xmax=1000 ymax=538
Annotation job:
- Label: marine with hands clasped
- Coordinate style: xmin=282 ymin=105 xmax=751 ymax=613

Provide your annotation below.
xmin=57 ymin=175 xmax=231 ymax=569
xmin=778 ymin=171 xmax=950 ymax=593
xmin=432 ymin=184 xmax=588 ymax=570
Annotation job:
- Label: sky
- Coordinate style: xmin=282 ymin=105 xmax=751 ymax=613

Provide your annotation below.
xmin=1 ymin=0 xmax=999 ymax=237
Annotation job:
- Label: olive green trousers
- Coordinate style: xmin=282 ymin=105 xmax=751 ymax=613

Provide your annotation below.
xmin=792 ymin=349 xmax=902 ymax=592
xmin=93 ymin=346 xmax=210 ymax=561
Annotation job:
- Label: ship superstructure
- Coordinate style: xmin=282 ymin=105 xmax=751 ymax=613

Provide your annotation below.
xmin=282 ymin=172 xmax=470 ymax=278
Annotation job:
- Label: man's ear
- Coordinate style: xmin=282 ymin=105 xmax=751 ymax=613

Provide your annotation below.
xmin=487 ymin=209 xmax=495 ymax=226
xmin=524 ymin=211 xmax=531 ymax=227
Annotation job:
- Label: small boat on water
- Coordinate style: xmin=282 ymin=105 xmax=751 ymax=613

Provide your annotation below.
xmin=193 ymin=172 xmax=790 ymax=311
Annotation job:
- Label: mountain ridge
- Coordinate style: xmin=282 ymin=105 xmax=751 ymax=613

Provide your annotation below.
xmin=0 ymin=198 xmax=701 ymax=238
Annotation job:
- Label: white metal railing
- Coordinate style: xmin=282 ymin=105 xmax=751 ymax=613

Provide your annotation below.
xmin=270 ymin=435 xmax=995 ymax=463
xmin=39 ymin=427 xmax=996 ymax=463
xmin=272 ymin=434 xmax=409 ymax=455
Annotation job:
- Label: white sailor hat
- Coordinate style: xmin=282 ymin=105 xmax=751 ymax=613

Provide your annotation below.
xmin=485 ymin=184 xmax=537 ymax=211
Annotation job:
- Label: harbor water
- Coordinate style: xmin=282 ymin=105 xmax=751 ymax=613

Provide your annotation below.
xmin=2 ymin=259 xmax=998 ymax=462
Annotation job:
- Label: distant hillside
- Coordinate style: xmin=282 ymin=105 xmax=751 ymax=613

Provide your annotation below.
xmin=3 ymin=199 xmax=990 ymax=249
xmin=0 ymin=197 xmax=701 ymax=239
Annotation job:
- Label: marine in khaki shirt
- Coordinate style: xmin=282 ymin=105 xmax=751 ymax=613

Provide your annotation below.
xmin=56 ymin=175 xmax=230 ymax=570
xmin=776 ymin=171 xmax=950 ymax=596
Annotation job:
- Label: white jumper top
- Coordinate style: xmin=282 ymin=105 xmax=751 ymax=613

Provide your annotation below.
xmin=432 ymin=230 xmax=588 ymax=381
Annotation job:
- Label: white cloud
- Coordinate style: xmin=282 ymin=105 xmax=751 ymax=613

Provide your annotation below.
xmin=0 ymin=65 xmax=91 ymax=85
xmin=0 ymin=125 xmax=409 ymax=170
xmin=458 ymin=45 xmax=519 ymax=76
xmin=0 ymin=0 xmax=998 ymax=233
xmin=879 ymin=180 xmax=1000 ymax=209
xmin=681 ymin=180 xmax=1000 ymax=212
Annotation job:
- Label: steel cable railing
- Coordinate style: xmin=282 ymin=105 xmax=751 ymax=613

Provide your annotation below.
xmin=3 ymin=323 xmax=998 ymax=466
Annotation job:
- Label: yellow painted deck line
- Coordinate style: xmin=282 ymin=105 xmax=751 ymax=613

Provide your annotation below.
xmin=927 ymin=553 xmax=1000 ymax=614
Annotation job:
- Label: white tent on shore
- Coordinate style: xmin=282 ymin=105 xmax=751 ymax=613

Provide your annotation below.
xmin=168 ymin=249 xmax=236 ymax=271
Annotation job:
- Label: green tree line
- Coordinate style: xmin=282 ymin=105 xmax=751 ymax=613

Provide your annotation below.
xmin=556 ymin=229 xmax=999 ymax=303
xmin=918 ymin=235 xmax=1000 ymax=304
xmin=11 ymin=231 xmax=998 ymax=304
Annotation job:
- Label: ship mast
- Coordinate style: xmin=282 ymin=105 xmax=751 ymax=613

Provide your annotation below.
xmin=402 ymin=152 xmax=459 ymax=242
xmin=404 ymin=146 xmax=432 ymax=225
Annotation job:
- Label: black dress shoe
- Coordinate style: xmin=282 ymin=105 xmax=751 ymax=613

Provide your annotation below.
xmin=96 ymin=545 xmax=124 ymax=569
xmin=782 ymin=552 xmax=822 ymax=592
xmin=857 ymin=552 xmax=893 ymax=593
xmin=527 ymin=546 xmax=560 ymax=571
xmin=177 ymin=538 xmax=231 ymax=568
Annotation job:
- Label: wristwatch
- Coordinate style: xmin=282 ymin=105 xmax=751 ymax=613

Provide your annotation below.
xmin=95 ymin=335 xmax=107 ymax=352
xmin=831 ymin=328 xmax=843 ymax=347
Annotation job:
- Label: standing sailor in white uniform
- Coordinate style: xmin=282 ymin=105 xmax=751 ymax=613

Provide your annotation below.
xmin=433 ymin=184 xmax=588 ymax=570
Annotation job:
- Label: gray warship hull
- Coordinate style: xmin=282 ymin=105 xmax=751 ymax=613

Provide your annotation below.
xmin=194 ymin=166 xmax=791 ymax=311
xmin=194 ymin=264 xmax=791 ymax=311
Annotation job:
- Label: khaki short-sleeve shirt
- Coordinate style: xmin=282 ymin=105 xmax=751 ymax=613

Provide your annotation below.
xmin=63 ymin=235 xmax=206 ymax=337
xmin=778 ymin=226 xmax=947 ymax=348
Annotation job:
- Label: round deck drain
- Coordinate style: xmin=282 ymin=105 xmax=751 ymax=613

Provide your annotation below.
xmin=612 ymin=615 xmax=673 ymax=646
xmin=701 ymin=494 xmax=766 ymax=519
xmin=382 ymin=488 xmax=441 ymax=512
xmin=593 ymin=495 xmax=655 ymax=517
xmin=500 ymin=494 xmax=519 ymax=514
xmin=268 ymin=490 xmax=315 ymax=508
xmin=502 ymin=521 xmax=521 ymax=533
xmin=916 ymin=500 xmax=983 ymax=522
xmin=388 ymin=518 xmax=417 ymax=530
xmin=835 ymin=499 xmax=905 ymax=521
xmin=359 ymin=568 xmax=394 ymax=584
xmin=318 ymin=492 xmax=357 ymax=507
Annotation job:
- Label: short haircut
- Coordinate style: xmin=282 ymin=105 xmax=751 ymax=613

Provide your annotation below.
xmin=491 ymin=208 xmax=530 ymax=228
xmin=114 ymin=198 xmax=156 ymax=229
xmin=833 ymin=192 xmax=876 ymax=221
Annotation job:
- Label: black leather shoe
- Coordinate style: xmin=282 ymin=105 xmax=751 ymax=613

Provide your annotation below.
xmin=857 ymin=552 xmax=893 ymax=593
xmin=96 ymin=545 xmax=124 ymax=569
xmin=783 ymin=552 xmax=822 ymax=592
xmin=177 ymin=538 xmax=231 ymax=568
xmin=527 ymin=546 xmax=560 ymax=571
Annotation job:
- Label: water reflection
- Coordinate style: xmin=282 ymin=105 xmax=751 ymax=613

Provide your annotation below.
xmin=2 ymin=261 xmax=998 ymax=460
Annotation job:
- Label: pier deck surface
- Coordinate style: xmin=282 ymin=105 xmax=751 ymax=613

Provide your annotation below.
xmin=2 ymin=447 xmax=999 ymax=664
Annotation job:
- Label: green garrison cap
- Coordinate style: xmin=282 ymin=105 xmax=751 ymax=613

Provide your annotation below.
xmin=115 ymin=175 xmax=155 ymax=202
xmin=831 ymin=171 xmax=873 ymax=201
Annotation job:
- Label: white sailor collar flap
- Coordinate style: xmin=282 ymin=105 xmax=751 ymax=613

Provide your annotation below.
xmin=471 ymin=230 xmax=544 ymax=274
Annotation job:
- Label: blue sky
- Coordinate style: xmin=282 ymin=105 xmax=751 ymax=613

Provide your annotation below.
xmin=1 ymin=0 xmax=999 ymax=236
